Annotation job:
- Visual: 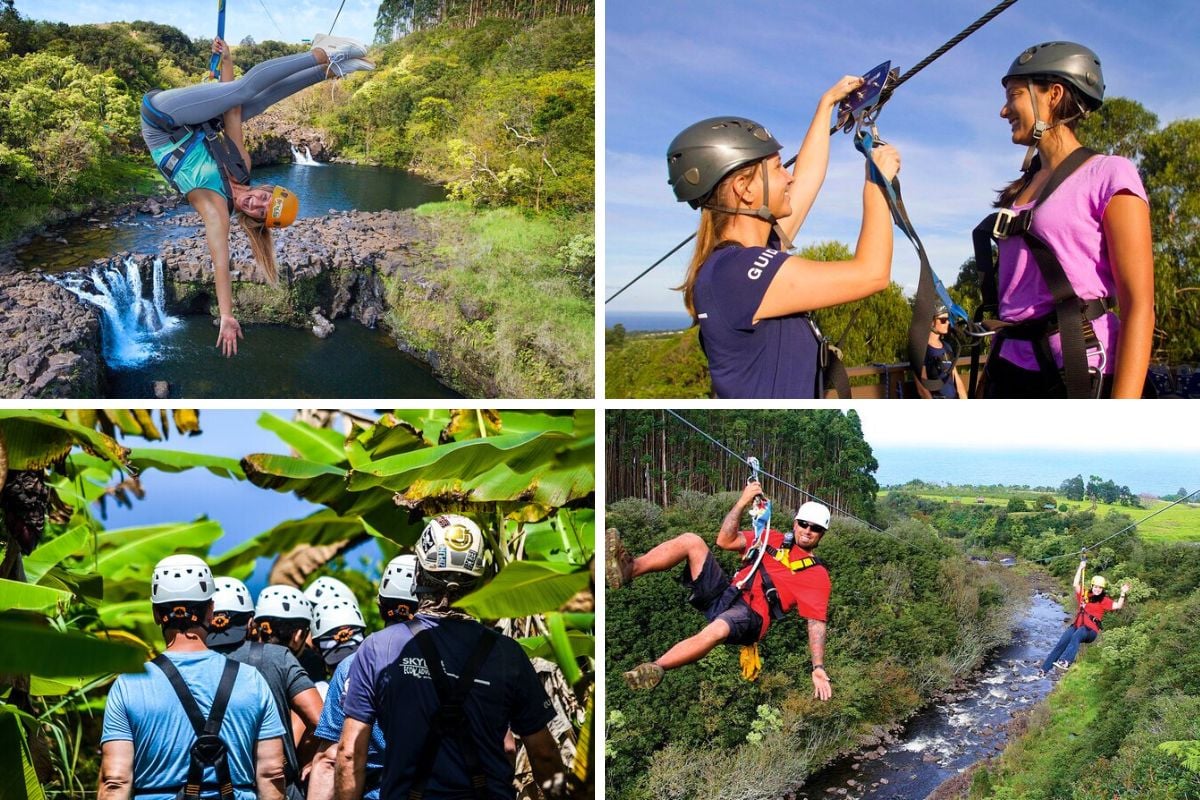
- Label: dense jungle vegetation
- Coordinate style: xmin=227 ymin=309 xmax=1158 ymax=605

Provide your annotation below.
xmin=604 ymin=409 xmax=1200 ymax=799
xmin=0 ymin=409 xmax=596 ymax=799
xmin=605 ymin=98 xmax=1200 ymax=397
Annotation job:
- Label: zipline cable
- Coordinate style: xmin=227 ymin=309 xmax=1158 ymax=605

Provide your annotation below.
xmin=1032 ymin=488 xmax=1200 ymax=564
xmin=604 ymin=0 xmax=1023 ymax=307
xmin=663 ymin=410 xmax=936 ymax=554
xmin=328 ymin=0 xmax=349 ymax=35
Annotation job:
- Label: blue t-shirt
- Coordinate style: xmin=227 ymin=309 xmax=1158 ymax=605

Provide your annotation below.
xmin=924 ymin=341 xmax=958 ymax=398
xmin=694 ymin=243 xmax=823 ymax=398
xmin=314 ymin=651 xmax=387 ymax=800
xmin=101 ymin=650 xmax=286 ymax=800
xmin=343 ymin=615 xmax=555 ymax=800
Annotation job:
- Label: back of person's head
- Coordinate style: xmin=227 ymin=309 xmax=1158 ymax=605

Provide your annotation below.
xmin=209 ymin=576 xmax=255 ymax=648
xmin=311 ymin=598 xmax=367 ymax=667
xmin=151 ymin=554 xmax=216 ymax=634
xmin=378 ymin=554 xmax=419 ymax=623
xmin=414 ymin=515 xmax=493 ymax=607
xmin=255 ymin=585 xmax=312 ymax=648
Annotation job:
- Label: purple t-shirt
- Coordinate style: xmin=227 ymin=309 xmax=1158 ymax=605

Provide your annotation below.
xmin=342 ymin=615 xmax=555 ymax=799
xmin=996 ymin=155 xmax=1147 ymax=373
xmin=694 ymin=243 xmax=822 ymax=398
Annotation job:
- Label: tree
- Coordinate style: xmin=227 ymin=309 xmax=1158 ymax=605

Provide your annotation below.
xmin=239 ymin=34 xmax=256 ymax=47
xmin=606 ymin=322 xmax=626 ymax=348
xmin=1007 ymin=497 xmax=1028 ymax=512
xmin=1060 ymin=475 xmax=1086 ymax=501
xmin=806 ymin=241 xmax=911 ymax=367
xmin=1077 ymin=97 xmax=1159 ymax=160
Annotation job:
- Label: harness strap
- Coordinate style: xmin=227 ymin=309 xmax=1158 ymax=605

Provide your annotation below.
xmin=973 ymin=147 xmax=1102 ymax=398
xmin=855 ymin=130 xmax=970 ymax=394
xmin=151 ymin=655 xmax=240 ymax=800
xmin=142 ymin=91 xmax=248 ymax=214
xmin=405 ymin=622 xmax=499 ymax=800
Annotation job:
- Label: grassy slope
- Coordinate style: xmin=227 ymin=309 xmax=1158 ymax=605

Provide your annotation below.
xmin=385 ymin=201 xmax=593 ymax=398
xmin=881 ymin=488 xmax=1200 ymax=543
xmin=605 ymin=328 xmax=709 ymax=398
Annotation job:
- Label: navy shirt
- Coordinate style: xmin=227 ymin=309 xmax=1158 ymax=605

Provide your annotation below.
xmin=343 ymin=615 xmax=555 ymax=800
xmin=694 ymin=243 xmax=822 ymax=398
xmin=924 ymin=341 xmax=958 ymax=398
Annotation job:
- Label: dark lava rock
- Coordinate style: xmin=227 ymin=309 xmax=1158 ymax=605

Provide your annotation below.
xmin=0 ymin=272 xmax=102 ymax=398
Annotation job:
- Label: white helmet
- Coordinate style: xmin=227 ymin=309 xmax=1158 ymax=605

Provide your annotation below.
xmin=416 ymin=515 xmax=492 ymax=579
xmin=379 ymin=555 xmax=419 ymax=602
xmin=795 ymin=501 xmax=832 ymax=531
xmin=212 ymin=577 xmax=254 ymax=614
xmin=304 ymin=576 xmax=356 ymax=607
xmin=312 ymin=598 xmax=366 ymax=640
xmin=151 ymin=555 xmax=215 ymax=604
xmin=256 ymin=585 xmax=312 ymax=622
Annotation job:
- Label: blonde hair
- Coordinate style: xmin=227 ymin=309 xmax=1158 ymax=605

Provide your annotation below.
xmin=674 ymin=162 xmax=757 ymax=321
xmin=235 ymin=185 xmax=279 ymax=285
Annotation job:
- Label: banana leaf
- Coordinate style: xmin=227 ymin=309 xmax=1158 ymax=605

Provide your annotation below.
xmin=520 ymin=509 xmax=594 ymax=563
xmin=456 ymin=560 xmax=590 ymax=619
xmin=240 ymin=454 xmax=352 ymax=505
xmin=349 ymin=431 xmax=594 ymax=507
xmin=98 ymin=600 xmax=156 ymax=628
xmin=95 ymin=520 xmax=223 ymax=584
xmin=0 ymin=412 xmax=130 ymax=470
xmin=37 ymin=566 xmax=104 ymax=601
xmin=0 ymin=578 xmax=73 ymax=614
xmin=209 ymin=509 xmax=369 ymax=574
xmin=0 ymin=706 xmax=46 ymax=800
xmin=0 ymin=619 xmax=146 ymax=676
xmin=516 ymin=631 xmax=594 ymax=663
xmin=129 ymin=448 xmax=245 ymax=480
xmin=352 ymin=417 xmax=430 ymax=462
xmin=25 ymin=525 xmax=92 ymax=584
xmin=257 ymin=413 xmax=347 ymax=465
xmin=545 ymin=612 xmax=583 ymax=685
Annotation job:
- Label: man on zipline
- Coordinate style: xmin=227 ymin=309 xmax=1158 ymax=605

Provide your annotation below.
xmin=607 ymin=481 xmax=833 ymax=696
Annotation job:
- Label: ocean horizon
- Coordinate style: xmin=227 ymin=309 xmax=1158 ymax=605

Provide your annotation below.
xmin=607 ymin=310 xmax=692 ymax=332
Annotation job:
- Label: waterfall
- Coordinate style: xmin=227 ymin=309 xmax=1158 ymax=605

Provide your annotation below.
xmin=290 ymin=144 xmax=321 ymax=166
xmin=51 ymin=256 xmax=178 ymax=367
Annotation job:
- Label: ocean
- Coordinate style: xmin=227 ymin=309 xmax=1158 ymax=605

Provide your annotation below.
xmin=873 ymin=446 xmax=1198 ymax=497
xmin=607 ymin=310 xmax=693 ymax=332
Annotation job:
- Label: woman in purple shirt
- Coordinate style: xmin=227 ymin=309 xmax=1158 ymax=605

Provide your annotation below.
xmin=668 ymin=77 xmax=901 ymax=399
xmin=983 ymin=41 xmax=1154 ymax=398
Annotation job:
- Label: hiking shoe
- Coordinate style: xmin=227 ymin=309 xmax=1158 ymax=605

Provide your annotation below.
xmin=326 ymin=57 xmax=375 ymax=79
xmin=312 ymin=33 xmax=369 ymax=62
xmin=1053 ymin=660 xmax=1070 ymax=672
xmin=605 ymin=528 xmax=633 ymax=590
xmin=624 ymin=662 xmax=664 ymax=691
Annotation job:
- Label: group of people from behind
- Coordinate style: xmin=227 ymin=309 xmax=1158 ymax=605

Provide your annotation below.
xmin=670 ymin=40 xmax=1153 ymax=399
xmin=98 ymin=514 xmax=568 ymax=800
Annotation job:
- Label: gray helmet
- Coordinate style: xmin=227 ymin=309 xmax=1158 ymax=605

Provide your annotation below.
xmin=1003 ymin=42 xmax=1104 ymax=110
xmin=667 ymin=117 xmax=782 ymax=208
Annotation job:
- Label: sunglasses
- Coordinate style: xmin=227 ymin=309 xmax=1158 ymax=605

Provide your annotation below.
xmin=935 ymin=317 xmax=950 ymax=323
xmin=794 ymin=520 xmax=827 ymax=535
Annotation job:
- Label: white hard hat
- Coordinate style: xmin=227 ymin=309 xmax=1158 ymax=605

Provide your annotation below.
xmin=379 ymin=555 xmax=418 ymax=602
xmin=256 ymin=585 xmax=312 ymax=622
xmin=151 ymin=555 xmax=215 ymax=604
xmin=795 ymin=501 xmax=832 ymax=531
xmin=212 ymin=577 xmax=254 ymax=614
xmin=312 ymin=598 xmax=366 ymax=640
xmin=304 ymin=576 xmax=356 ymax=606
xmin=416 ymin=515 xmax=492 ymax=579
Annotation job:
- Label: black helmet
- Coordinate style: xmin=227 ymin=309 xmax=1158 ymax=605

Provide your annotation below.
xmin=667 ymin=117 xmax=782 ymax=208
xmin=1003 ymin=42 xmax=1104 ymax=111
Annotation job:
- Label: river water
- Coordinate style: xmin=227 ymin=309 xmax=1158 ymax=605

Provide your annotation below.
xmin=15 ymin=162 xmax=458 ymax=398
xmin=795 ymin=592 xmax=1068 ymax=800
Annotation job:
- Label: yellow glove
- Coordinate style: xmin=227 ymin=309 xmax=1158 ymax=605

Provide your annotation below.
xmin=740 ymin=643 xmax=762 ymax=681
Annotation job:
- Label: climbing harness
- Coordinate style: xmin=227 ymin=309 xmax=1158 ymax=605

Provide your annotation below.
xmin=404 ymin=621 xmax=499 ymax=800
xmin=970 ymin=147 xmax=1110 ymax=398
xmin=208 ymin=0 xmax=226 ymax=80
xmin=137 ymin=655 xmax=251 ymax=799
xmin=141 ymin=91 xmax=251 ymax=214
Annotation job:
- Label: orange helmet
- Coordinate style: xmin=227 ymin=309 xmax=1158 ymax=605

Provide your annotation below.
xmin=264 ymin=185 xmax=299 ymax=228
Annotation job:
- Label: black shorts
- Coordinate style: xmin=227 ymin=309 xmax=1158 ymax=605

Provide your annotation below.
xmin=678 ymin=551 xmax=763 ymax=646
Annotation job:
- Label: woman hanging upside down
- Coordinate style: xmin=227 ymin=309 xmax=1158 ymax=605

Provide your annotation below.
xmin=1041 ymin=557 xmax=1129 ymax=674
xmin=140 ymin=35 xmax=373 ymax=356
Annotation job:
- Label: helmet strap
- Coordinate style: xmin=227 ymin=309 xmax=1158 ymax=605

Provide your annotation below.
xmin=702 ymin=161 xmax=794 ymax=250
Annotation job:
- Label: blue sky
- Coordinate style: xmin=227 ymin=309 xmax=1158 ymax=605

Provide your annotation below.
xmin=605 ymin=0 xmax=1200 ymax=315
xmin=23 ymin=0 xmax=380 ymax=47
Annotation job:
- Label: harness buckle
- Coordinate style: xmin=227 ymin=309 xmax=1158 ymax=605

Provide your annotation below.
xmin=992 ymin=209 xmax=1021 ymax=240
